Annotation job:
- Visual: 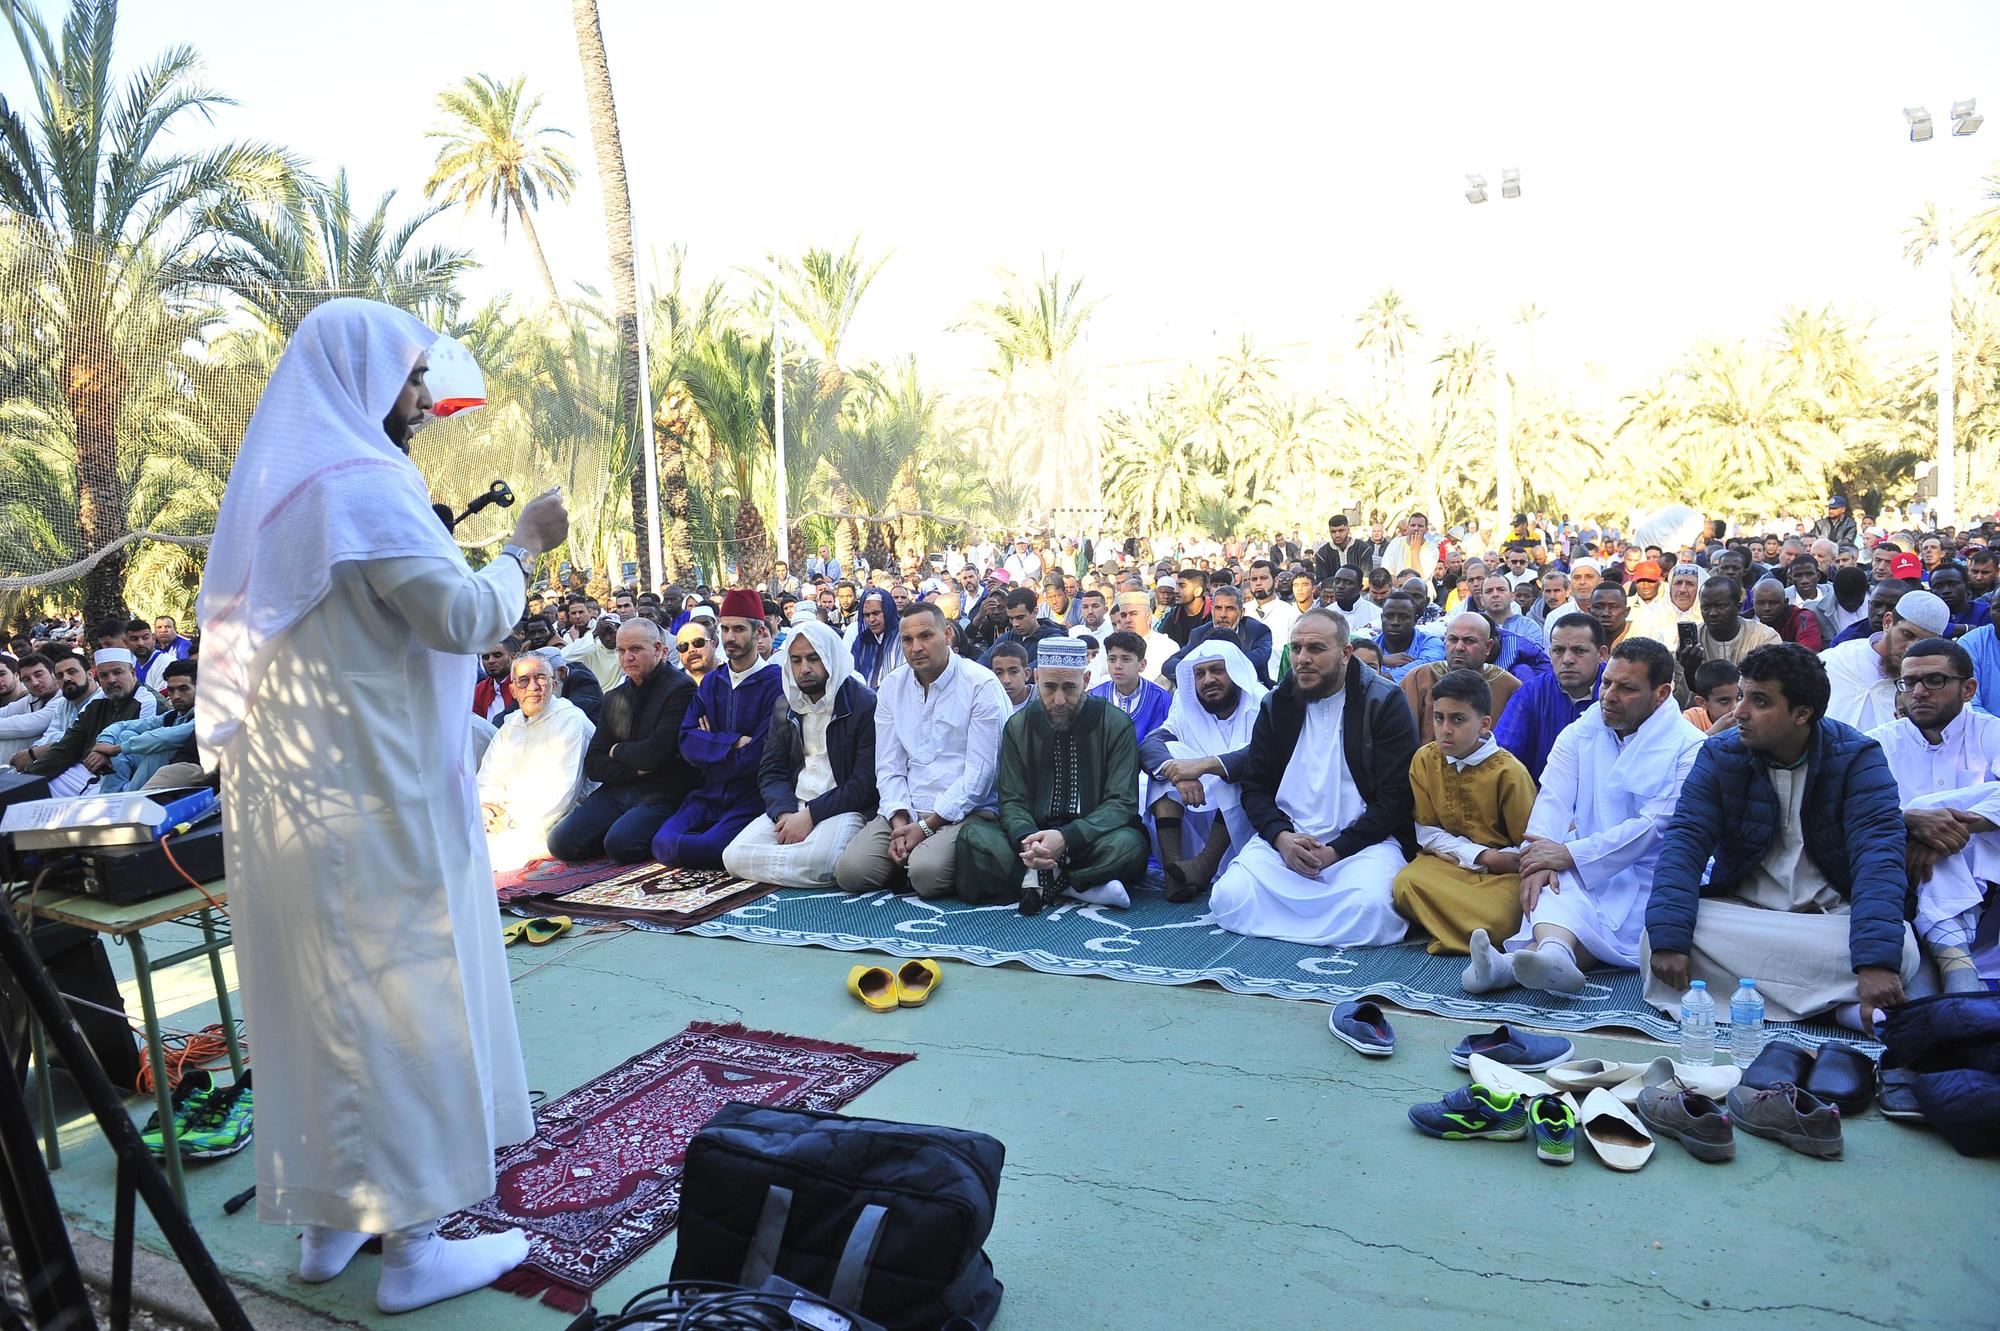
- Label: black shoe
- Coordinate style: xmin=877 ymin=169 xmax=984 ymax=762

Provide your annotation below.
xmin=1878 ymin=1066 xmax=1924 ymax=1121
xmin=1019 ymin=881 xmax=1050 ymax=917
xmin=1740 ymin=1041 xmax=1814 ymax=1092
xmin=1805 ymin=1041 xmax=1877 ymax=1116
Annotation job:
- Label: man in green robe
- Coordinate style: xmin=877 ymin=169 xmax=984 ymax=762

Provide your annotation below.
xmin=957 ymin=637 xmax=1151 ymax=914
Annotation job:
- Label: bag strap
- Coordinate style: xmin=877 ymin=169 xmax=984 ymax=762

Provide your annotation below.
xmin=828 ymin=1203 xmax=888 ymax=1310
xmin=737 ymin=1185 xmax=794 ymax=1287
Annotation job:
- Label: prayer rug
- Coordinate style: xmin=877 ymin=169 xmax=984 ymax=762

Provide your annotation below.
xmin=687 ymin=877 xmax=1859 ymax=1046
xmin=437 ymin=1020 xmax=913 ymax=1311
xmin=538 ymin=863 xmax=772 ymax=928
xmin=494 ymin=856 xmax=627 ymax=903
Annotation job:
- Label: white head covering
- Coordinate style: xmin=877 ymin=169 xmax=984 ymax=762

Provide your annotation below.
xmin=92 ymin=647 xmax=135 ymax=668
xmin=197 ymin=299 xmax=457 ymax=761
xmin=1166 ymin=639 xmax=1268 ymax=757
xmin=781 ymin=619 xmax=853 ymax=715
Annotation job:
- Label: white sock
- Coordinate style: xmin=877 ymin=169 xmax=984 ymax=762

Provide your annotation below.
xmin=299 ymin=1225 xmax=371 ymax=1283
xmin=1514 ymin=939 xmax=1587 ymax=995
xmin=1064 ymin=878 xmax=1131 ymax=908
xmin=1462 ymin=929 xmax=1516 ymax=994
xmin=1833 ymin=1003 xmax=1888 ymax=1035
xmin=376 ymin=1222 xmax=530 ymax=1314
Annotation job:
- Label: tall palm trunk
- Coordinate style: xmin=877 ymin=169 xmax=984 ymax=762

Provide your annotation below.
xmin=508 ymin=180 xmax=565 ymax=314
xmin=733 ymin=500 xmax=771 ymax=587
xmin=571 ymin=0 xmax=651 ymax=589
xmin=64 ymin=258 xmax=130 ymax=625
xmin=656 ymin=388 xmax=697 ymax=583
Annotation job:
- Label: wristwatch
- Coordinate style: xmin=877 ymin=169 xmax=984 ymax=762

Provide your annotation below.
xmin=500 ymin=544 xmax=533 ymax=576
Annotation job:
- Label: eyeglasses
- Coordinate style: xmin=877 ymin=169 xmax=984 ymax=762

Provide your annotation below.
xmin=1895 ymin=672 xmax=1966 ymax=694
xmin=677 ymin=639 xmax=709 ymax=652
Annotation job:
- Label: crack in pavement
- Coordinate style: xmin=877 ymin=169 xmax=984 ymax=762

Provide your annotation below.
xmin=890 ymin=1039 xmax=1439 ymax=1095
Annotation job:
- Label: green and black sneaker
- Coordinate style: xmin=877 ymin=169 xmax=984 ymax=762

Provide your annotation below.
xmin=139 ymin=1069 xmax=215 ymax=1156
xmin=180 ymin=1074 xmax=253 ymax=1160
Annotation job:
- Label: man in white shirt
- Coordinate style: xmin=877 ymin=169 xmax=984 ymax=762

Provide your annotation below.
xmin=1464 ymin=638 xmax=1705 ymax=995
xmin=0 ymin=652 xmax=60 ymax=765
xmin=1377 ymin=512 xmax=1443 ymax=581
xmin=8 ymin=650 xmax=104 ymax=775
xmin=1002 ymin=537 xmax=1042 ymax=585
xmin=562 ymin=614 xmax=625 ymax=693
xmin=479 ymin=653 xmax=595 ymax=872
xmin=1868 ymin=637 xmax=2000 ymax=992
xmin=834 ymin=603 xmax=1009 ymax=899
xmin=1242 ymin=558 xmax=1300 ymax=644
xmin=1823 ymin=589 xmax=1949 ymax=733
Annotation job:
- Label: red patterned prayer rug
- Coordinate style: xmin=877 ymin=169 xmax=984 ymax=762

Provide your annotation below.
xmin=436 ymin=1021 xmax=915 ymax=1311
xmin=494 ymin=856 xmax=626 ymax=903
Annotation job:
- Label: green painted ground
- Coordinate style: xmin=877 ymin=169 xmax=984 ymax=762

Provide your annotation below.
xmin=38 ymin=919 xmax=2000 ymax=1329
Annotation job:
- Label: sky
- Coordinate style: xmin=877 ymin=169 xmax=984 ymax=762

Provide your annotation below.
xmin=8 ymin=0 xmax=2000 ymax=396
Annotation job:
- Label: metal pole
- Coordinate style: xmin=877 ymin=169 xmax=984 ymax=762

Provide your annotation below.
xmin=634 ymin=236 xmax=665 ymax=591
xmin=1936 ymin=192 xmax=1957 ymax=529
xmin=773 ymin=306 xmax=789 ymax=569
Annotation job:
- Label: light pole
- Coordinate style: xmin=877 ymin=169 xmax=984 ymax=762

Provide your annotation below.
xmin=773 ymin=304 xmax=789 ymax=572
xmin=1905 ymin=98 xmax=1981 ymax=529
xmin=1465 ymin=168 xmax=1522 ymax=529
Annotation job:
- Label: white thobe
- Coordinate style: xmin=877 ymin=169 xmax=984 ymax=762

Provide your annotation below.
xmin=1867 ymin=711 xmax=2000 ymax=950
xmin=1208 ymin=693 xmax=1407 ymax=946
xmin=223 ymin=554 xmax=533 ymax=1231
xmin=562 ymin=633 xmax=624 ymax=693
xmin=478 ymin=696 xmax=596 ymax=872
xmin=1509 ymin=701 xmax=1706 ymax=967
xmin=1823 ymin=637 xmax=1897 ymax=733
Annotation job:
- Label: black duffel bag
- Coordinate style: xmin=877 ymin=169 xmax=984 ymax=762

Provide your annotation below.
xmin=672 ymin=1103 xmax=1005 ymax=1331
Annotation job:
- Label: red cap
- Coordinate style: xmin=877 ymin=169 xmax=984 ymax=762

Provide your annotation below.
xmin=1889 ymin=552 xmax=1923 ymax=580
xmin=1630 ymin=560 xmax=1664 ymax=582
xmin=719 ymin=588 xmax=765 ymax=621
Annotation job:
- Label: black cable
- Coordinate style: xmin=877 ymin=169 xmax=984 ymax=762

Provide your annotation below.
xmin=569 ymin=1279 xmax=871 ymax=1331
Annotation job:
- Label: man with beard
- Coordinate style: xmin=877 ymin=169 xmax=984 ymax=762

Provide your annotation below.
xmin=1243 ymin=558 xmax=1299 ymax=643
xmin=674 ymin=618 xmax=719 ymax=687
xmin=24 ymin=647 xmax=157 ymax=796
xmin=94 ymin=659 xmax=201 ymax=793
xmin=957 ymin=638 xmax=1150 ymax=914
xmin=1401 ymin=613 xmax=1521 ymax=744
xmin=1465 ymin=639 xmax=1705 ymax=996
xmin=1822 ymin=588 xmax=1949 ymax=732
xmin=651 ymin=590 xmax=785 ymax=869
xmin=1672 ymin=575 xmax=1780 ymax=704
xmin=1142 ymin=640 xmax=1269 ymax=901
xmin=473 ymin=637 xmax=517 ymax=721
xmin=1313 ymin=514 xmax=1375 ymax=581
xmin=0 ymin=652 xmax=62 ymax=765
xmin=1866 ymin=638 xmax=2000 ymax=992
xmin=1162 ymin=585 xmax=1273 ymax=684
xmin=1208 ymin=610 xmax=1417 ymax=946
xmin=1160 ymin=568 xmax=1213 ymax=647
xmin=1494 ymin=613 xmax=1608 ymax=782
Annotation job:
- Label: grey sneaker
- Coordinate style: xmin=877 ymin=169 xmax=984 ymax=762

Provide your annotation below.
xmin=1726 ymin=1082 xmax=1843 ymax=1159
xmin=1635 ymin=1085 xmax=1735 ymax=1162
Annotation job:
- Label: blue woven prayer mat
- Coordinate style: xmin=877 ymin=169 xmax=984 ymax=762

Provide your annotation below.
xmin=688 ymin=876 xmax=1858 ymax=1045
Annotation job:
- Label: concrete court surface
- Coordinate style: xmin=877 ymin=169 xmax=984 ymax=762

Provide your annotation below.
xmin=35 ymin=916 xmax=2000 ymax=1331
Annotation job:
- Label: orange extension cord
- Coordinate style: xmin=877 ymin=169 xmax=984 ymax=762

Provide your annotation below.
xmin=135 ymin=1021 xmax=247 ymax=1095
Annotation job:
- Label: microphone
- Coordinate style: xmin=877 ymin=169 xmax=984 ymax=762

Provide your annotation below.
xmin=452 ymin=479 xmax=516 ymax=529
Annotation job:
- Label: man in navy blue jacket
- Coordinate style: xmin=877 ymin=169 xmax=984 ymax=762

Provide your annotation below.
xmin=1644 ymin=643 xmax=1921 ymax=1035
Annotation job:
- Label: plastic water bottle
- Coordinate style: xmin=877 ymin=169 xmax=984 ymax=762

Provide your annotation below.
xmin=1730 ymin=978 xmax=1767 ymax=1068
xmin=1679 ymin=979 xmax=1717 ymax=1065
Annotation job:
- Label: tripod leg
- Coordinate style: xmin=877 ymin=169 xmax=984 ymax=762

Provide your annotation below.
xmin=111 ymin=1156 xmax=134 ymax=1331
xmin=0 ymin=1021 xmax=95 ymax=1330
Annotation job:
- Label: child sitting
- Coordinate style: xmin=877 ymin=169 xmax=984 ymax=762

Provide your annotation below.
xmin=1088 ymin=630 xmax=1170 ymax=742
xmin=1681 ymin=658 xmax=1740 ymax=734
xmin=1391 ymin=669 xmax=1539 ymax=954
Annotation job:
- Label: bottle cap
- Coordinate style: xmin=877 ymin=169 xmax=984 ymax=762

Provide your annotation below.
xmin=1739 ymin=977 xmax=1756 ymax=987
xmin=1690 ymin=979 xmax=1706 ymax=989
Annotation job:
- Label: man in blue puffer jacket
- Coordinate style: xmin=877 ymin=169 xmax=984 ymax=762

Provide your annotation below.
xmin=1644 ymin=643 xmax=1922 ymax=1036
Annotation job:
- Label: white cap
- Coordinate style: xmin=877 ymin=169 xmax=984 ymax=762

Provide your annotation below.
xmin=93 ymin=647 xmax=135 ymax=667
xmin=1894 ymin=589 xmax=1950 ymax=636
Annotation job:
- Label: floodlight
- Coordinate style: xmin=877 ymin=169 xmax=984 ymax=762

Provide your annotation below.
xmin=1951 ymin=98 xmax=1982 ymax=135
xmin=1500 ymin=167 xmax=1521 ymax=199
xmin=1465 ymin=173 xmax=1487 ymax=204
xmin=1906 ymin=106 xmax=1933 ymax=142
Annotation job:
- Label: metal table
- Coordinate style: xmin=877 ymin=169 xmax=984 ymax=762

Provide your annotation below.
xmin=23 ymin=879 xmax=241 ymax=1206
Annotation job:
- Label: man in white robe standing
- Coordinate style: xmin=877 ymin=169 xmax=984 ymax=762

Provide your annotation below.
xmin=1140 ymin=639 xmax=1267 ymax=902
xmin=1867 ymin=637 xmax=2000 ymax=991
xmin=1463 ymin=638 xmax=1705 ymax=995
xmin=199 ymin=299 xmax=564 ymax=1312
xmin=479 ymin=652 xmax=596 ymax=872
xmin=1209 ymin=609 xmax=1416 ymax=946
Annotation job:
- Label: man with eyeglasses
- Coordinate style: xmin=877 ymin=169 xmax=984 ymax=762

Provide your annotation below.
xmin=479 ymin=653 xmax=596 ymax=872
xmin=1866 ymin=637 xmax=2000 ymax=993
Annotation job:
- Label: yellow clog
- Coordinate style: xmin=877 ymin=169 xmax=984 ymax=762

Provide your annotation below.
xmin=502 ymin=920 xmax=529 ymax=946
xmin=524 ymin=915 xmax=573 ymax=946
xmin=847 ymin=965 xmax=899 ymax=1013
xmin=895 ymin=959 xmax=943 ymax=1008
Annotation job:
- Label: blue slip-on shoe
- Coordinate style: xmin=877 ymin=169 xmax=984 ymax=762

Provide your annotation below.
xmin=1328 ymin=1000 xmax=1396 ymax=1057
xmin=1449 ymin=1024 xmax=1575 ymax=1073
xmin=1408 ymin=1083 xmax=1530 ymax=1140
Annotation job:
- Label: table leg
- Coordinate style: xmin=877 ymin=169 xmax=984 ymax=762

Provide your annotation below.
xmin=28 ymin=1015 xmax=60 ymax=1169
xmin=127 ymin=931 xmax=185 ymax=1207
xmin=198 ymin=909 xmax=245 ymax=1082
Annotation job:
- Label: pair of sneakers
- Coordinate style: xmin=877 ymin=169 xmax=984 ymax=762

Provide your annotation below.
xmin=1407 ymin=1083 xmax=1580 ymax=1164
xmin=139 ymin=1070 xmax=254 ymax=1160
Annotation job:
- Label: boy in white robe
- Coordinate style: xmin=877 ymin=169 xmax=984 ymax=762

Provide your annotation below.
xmin=1464 ymin=638 xmax=1705 ymax=995
xmin=199 ymin=300 xmax=562 ymax=1312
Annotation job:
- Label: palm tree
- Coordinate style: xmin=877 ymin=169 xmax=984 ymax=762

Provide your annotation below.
xmin=954 ymin=263 xmax=1100 ymax=513
xmin=679 ymin=327 xmax=774 ymax=582
xmin=424 ymin=73 xmax=576 ymax=313
xmin=0 ymin=0 xmax=293 ymax=621
xmin=647 ymin=246 xmax=726 ymax=581
xmin=758 ymin=237 xmax=887 ymax=394
xmin=211 ymin=168 xmax=474 ymax=339
xmin=827 ymin=360 xmax=929 ymax=566
xmin=570 ymin=0 xmax=650 ymax=588
xmin=1355 ymin=287 xmax=1420 ymax=405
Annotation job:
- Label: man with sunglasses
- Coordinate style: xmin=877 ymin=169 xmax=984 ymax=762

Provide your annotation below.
xmin=675 ymin=620 xmax=718 ymax=686
xmin=1867 ymin=638 xmax=2000 ymax=993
